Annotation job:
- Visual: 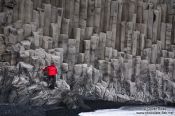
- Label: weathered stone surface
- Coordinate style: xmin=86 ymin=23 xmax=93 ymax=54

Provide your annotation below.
xmin=61 ymin=18 xmax=70 ymax=35
xmin=24 ymin=0 xmax=33 ymax=23
xmin=23 ymin=24 xmax=32 ymax=37
xmin=98 ymin=32 xmax=106 ymax=60
xmin=32 ymin=32 xmax=40 ymax=48
xmin=42 ymin=36 xmax=53 ymax=50
xmin=43 ymin=4 xmax=51 ymax=36
xmin=84 ymin=40 xmax=90 ymax=64
xmin=90 ymin=35 xmax=99 ymax=65
xmin=132 ymin=31 xmax=140 ymax=56
xmin=0 ymin=35 xmax=6 ymax=54
xmin=50 ymin=23 xmax=59 ymax=48
xmin=84 ymin=27 xmax=93 ymax=40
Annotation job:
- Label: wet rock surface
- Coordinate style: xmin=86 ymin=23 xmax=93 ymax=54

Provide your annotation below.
xmin=0 ymin=104 xmax=45 ymax=116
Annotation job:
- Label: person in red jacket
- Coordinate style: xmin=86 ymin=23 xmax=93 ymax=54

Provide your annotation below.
xmin=43 ymin=62 xmax=58 ymax=89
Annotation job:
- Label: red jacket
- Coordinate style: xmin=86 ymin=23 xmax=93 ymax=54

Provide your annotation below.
xmin=43 ymin=64 xmax=58 ymax=76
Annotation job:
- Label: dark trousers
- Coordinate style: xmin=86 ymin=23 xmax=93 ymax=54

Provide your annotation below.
xmin=48 ymin=75 xmax=56 ymax=89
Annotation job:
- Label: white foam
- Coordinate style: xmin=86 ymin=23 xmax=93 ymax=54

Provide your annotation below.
xmin=79 ymin=106 xmax=175 ymax=116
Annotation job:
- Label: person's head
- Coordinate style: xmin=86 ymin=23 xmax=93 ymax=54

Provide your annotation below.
xmin=51 ymin=61 xmax=55 ymax=65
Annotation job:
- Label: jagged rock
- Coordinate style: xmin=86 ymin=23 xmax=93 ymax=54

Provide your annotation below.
xmin=0 ymin=65 xmax=17 ymax=103
xmin=0 ymin=35 xmax=5 ymax=54
xmin=11 ymin=68 xmax=70 ymax=105
xmin=56 ymin=79 xmax=70 ymax=90
xmin=20 ymin=40 xmax=31 ymax=50
xmin=0 ymin=12 xmax=6 ymax=26
xmin=61 ymin=90 xmax=90 ymax=110
xmin=4 ymin=0 xmax=16 ymax=8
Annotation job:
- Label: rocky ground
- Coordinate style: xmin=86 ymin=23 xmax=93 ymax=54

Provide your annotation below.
xmin=0 ymin=58 xmax=175 ymax=108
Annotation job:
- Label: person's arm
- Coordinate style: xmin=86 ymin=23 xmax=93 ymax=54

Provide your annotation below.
xmin=42 ymin=67 xmax=47 ymax=71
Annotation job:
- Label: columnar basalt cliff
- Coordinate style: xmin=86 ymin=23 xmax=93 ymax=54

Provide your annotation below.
xmin=0 ymin=0 xmax=175 ymax=106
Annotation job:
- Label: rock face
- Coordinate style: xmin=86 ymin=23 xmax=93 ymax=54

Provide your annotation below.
xmin=0 ymin=62 xmax=70 ymax=105
xmin=0 ymin=0 xmax=175 ymax=106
